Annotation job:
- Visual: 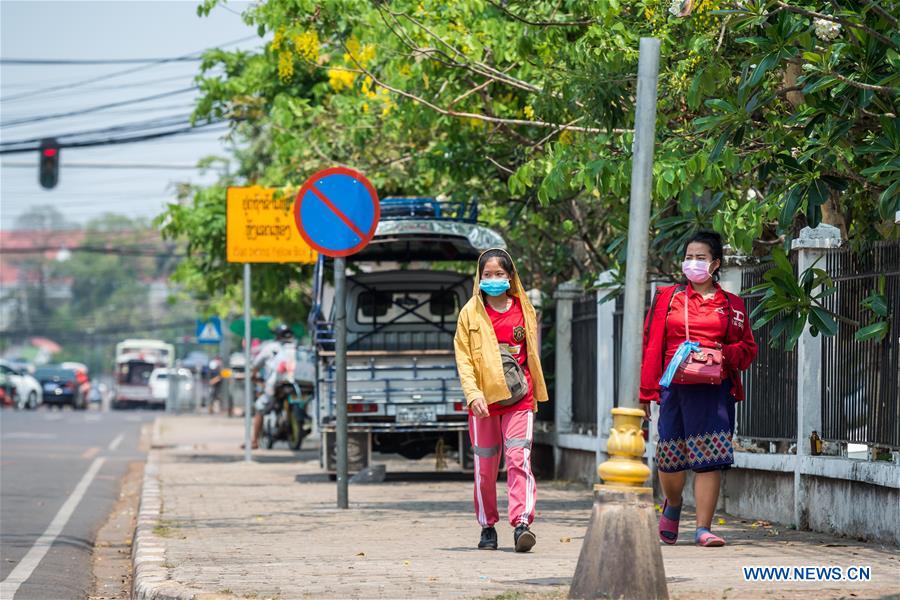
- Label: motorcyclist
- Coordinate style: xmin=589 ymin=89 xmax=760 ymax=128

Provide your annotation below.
xmin=246 ymin=325 xmax=295 ymax=450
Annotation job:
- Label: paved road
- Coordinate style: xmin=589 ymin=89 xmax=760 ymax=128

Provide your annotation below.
xmin=0 ymin=407 xmax=155 ymax=600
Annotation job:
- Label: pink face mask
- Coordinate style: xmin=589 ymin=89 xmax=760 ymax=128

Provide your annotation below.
xmin=682 ymin=259 xmax=712 ymax=283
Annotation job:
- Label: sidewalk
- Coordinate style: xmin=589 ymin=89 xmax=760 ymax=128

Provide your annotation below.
xmin=134 ymin=416 xmax=900 ymax=600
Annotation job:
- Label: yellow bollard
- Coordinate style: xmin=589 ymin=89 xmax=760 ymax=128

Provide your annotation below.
xmin=569 ymin=407 xmax=668 ymax=600
xmin=597 ymin=408 xmax=652 ymax=489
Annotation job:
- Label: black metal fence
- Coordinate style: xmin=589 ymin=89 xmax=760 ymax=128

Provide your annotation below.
xmin=820 ymin=242 xmax=900 ymax=449
xmin=536 ymin=312 xmax=556 ymax=423
xmin=737 ymin=262 xmax=799 ymax=442
xmin=571 ymin=294 xmax=597 ymax=429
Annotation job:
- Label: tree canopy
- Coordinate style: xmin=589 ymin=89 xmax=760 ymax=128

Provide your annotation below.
xmin=161 ymin=0 xmax=898 ymax=341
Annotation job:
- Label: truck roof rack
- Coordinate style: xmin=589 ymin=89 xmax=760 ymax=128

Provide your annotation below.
xmin=379 ymin=197 xmax=478 ymax=223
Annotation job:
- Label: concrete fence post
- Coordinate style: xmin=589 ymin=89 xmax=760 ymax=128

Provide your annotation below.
xmin=594 ymin=271 xmax=618 ymax=469
xmin=791 ymin=224 xmax=842 ymax=530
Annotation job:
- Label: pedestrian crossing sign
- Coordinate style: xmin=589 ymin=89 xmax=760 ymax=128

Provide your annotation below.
xmin=196 ymin=317 xmax=223 ymax=344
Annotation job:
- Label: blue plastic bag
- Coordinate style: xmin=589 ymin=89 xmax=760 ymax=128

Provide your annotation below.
xmin=659 ymin=341 xmax=700 ymax=388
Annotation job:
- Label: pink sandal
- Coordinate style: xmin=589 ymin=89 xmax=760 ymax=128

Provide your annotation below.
xmin=658 ymin=499 xmax=680 ymax=545
xmin=695 ymin=529 xmax=726 ymax=547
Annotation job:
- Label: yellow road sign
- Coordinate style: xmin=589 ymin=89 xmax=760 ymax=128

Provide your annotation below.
xmin=226 ymin=186 xmax=318 ymax=264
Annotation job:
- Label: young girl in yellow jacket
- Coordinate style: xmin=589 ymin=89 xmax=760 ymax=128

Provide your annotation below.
xmin=454 ymin=248 xmax=549 ymax=553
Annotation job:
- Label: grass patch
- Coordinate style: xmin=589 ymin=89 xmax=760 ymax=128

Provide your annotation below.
xmin=152 ymin=519 xmax=177 ymax=538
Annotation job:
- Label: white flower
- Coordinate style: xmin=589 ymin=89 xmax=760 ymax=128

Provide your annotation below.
xmin=791 ymin=147 xmax=801 ymax=159
xmin=814 ymin=18 xmax=841 ymax=42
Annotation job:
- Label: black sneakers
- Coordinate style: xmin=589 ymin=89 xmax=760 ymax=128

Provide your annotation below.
xmin=514 ymin=523 xmax=536 ymax=553
xmin=478 ymin=526 xmax=498 ymax=550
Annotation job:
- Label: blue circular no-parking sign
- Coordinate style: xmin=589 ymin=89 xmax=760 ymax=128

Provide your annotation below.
xmin=293 ymin=167 xmax=380 ymax=258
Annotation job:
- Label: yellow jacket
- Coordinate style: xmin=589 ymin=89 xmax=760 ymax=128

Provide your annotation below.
xmin=453 ymin=248 xmax=549 ymax=410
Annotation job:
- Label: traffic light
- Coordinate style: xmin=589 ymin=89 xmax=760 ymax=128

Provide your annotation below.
xmin=39 ymin=138 xmax=60 ymax=189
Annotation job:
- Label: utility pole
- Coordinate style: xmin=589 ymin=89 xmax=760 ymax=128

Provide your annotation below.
xmin=570 ymin=38 xmax=668 ymax=600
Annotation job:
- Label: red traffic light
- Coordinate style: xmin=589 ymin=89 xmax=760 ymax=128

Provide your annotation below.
xmin=39 ymin=138 xmax=60 ymax=189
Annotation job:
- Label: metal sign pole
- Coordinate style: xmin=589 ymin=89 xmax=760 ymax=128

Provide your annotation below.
xmin=243 ymin=263 xmax=253 ymax=463
xmin=335 ymin=257 xmax=349 ymax=508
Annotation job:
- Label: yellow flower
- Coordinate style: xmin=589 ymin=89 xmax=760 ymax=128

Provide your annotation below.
xmin=328 ymin=68 xmax=356 ymax=92
xmin=361 ymin=102 xmax=370 ymax=113
xmin=344 ymin=37 xmax=376 ymax=67
xmin=523 ymin=105 xmax=535 ymax=120
xmin=271 ymin=27 xmax=286 ymax=52
xmin=277 ymin=50 xmax=294 ymax=82
xmin=292 ymin=30 xmax=320 ymax=63
xmin=361 ymin=76 xmax=378 ymax=100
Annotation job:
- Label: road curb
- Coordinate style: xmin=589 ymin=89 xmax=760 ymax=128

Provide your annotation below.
xmin=131 ymin=418 xmax=208 ymax=600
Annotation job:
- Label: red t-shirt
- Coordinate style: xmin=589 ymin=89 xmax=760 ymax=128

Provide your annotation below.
xmin=481 ymin=296 xmax=534 ymax=415
xmin=664 ymin=284 xmax=731 ymax=365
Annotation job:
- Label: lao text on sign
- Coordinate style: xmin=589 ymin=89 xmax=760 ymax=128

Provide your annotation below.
xmin=226 ymin=186 xmax=317 ymax=264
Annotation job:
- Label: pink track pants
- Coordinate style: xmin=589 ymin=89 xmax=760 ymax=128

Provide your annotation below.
xmin=468 ymin=410 xmax=537 ymax=528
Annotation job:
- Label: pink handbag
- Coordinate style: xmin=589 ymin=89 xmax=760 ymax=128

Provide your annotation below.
xmin=673 ymin=293 xmax=723 ymax=385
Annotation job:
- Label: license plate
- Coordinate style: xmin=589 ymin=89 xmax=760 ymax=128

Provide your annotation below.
xmin=396 ymin=405 xmax=437 ymax=424
xmin=44 ymin=383 xmax=58 ymax=392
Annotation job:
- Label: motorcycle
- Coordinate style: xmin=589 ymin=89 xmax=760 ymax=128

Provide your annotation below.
xmin=260 ymin=349 xmax=312 ymax=450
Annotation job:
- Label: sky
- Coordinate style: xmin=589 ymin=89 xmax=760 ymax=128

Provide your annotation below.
xmin=0 ymin=0 xmax=257 ymax=230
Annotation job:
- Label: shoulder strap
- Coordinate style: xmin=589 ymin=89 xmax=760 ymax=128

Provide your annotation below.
xmin=662 ymin=285 xmax=687 ymax=368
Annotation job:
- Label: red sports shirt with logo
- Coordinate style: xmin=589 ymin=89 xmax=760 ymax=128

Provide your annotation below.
xmin=482 ymin=296 xmax=534 ymax=415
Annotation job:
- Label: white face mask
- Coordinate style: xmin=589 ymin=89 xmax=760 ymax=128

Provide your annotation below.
xmin=682 ymin=259 xmax=712 ymax=283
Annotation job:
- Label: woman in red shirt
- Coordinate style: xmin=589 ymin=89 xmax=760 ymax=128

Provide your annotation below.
xmin=640 ymin=231 xmax=757 ymax=547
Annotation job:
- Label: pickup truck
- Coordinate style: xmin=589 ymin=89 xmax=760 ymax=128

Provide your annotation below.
xmin=309 ymin=197 xmax=506 ymax=473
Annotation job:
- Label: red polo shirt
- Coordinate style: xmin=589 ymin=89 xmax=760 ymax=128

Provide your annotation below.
xmin=664 ymin=284 xmax=731 ymax=365
xmin=483 ymin=297 xmax=534 ymax=416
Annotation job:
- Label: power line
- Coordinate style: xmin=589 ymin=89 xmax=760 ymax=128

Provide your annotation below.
xmin=1 ymin=57 xmax=203 ymax=65
xmin=0 ymin=73 xmax=191 ymax=92
xmin=0 ymin=121 xmax=228 ymax=155
xmin=1 ymin=114 xmax=201 ymax=144
xmin=2 ymin=161 xmax=210 ymax=171
xmin=0 ymin=34 xmax=256 ymax=103
xmin=0 ymin=87 xmax=198 ymax=128
xmin=0 ymin=104 xmax=195 ymax=121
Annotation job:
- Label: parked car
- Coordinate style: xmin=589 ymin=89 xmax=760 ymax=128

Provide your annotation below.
xmin=0 ymin=360 xmax=43 ymax=409
xmin=149 ymin=368 xmax=170 ymax=402
xmin=34 ymin=365 xmax=87 ymax=409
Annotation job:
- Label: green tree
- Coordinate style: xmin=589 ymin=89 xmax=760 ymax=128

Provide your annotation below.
xmin=163 ymin=0 xmax=897 ymax=343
